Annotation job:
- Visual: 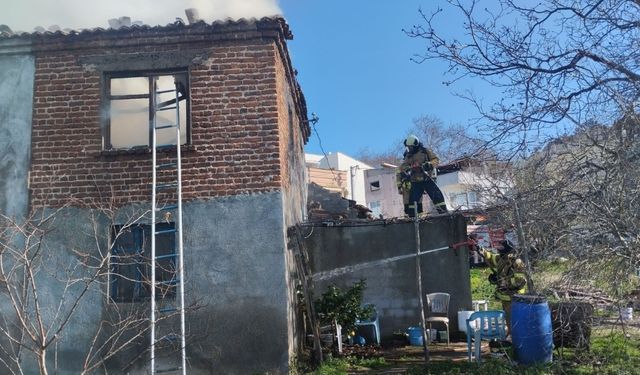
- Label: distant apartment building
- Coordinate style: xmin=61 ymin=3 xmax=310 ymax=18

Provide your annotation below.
xmin=363 ymin=164 xmax=404 ymax=218
xmin=305 ymin=152 xmax=372 ymax=206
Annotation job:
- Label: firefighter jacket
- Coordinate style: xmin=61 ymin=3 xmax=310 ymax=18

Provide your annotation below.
xmin=396 ymin=146 xmax=439 ymax=189
xmin=483 ymin=249 xmax=527 ymax=302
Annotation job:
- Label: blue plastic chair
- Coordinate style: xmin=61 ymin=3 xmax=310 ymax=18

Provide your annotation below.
xmin=355 ymin=304 xmax=381 ymax=345
xmin=466 ymin=310 xmax=506 ymax=362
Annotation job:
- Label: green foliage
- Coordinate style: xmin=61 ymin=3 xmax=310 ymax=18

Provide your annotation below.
xmin=310 ymin=358 xmax=349 ymax=375
xmin=470 ymin=268 xmax=501 ymax=310
xmin=314 ymin=280 xmax=373 ymax=332
xmin=311 ymin=357 xmax=388 ymax=374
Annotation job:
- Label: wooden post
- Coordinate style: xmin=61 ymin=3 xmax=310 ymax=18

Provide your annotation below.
xmin=292 ymin=227 xmax=323 ymax=365
xmin=413 ymin=203 xmax=430 ymax=363
xmin=513 ymin=199 xmax=535 ymax=293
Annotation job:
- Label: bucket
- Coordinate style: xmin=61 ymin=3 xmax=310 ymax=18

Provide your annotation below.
xmin=407 ymin=327 xmax=423 ymax=346
xmin=428 ymin=328 xmax=437 ymax=343
xmin=438 ymin=330 xmax=448 ymax=342
xmin=457 ymin=311 xmax=474 ymax=332
xmin=621 ymin=307 xmax=633 ymax=322
xmin=512 ymin=295 xmax=553 ymax=365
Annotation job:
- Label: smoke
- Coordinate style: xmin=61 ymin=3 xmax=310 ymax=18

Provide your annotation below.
xmin=2 ymin=0 xmax=282 ymax=33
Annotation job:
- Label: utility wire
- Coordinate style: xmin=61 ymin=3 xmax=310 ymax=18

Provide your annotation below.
xmin=308 ymin=113 xmax=343 ymax=189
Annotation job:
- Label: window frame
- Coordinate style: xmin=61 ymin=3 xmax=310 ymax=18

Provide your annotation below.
xmin=109 ymin=223 xmax=177 ymax=303
xmin=103 ymin=69 xmax=191 ymax=150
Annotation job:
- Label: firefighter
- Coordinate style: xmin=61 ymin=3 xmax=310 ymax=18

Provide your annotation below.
xmin=483 ymin=239 xmax=527 ymax=333
xmin=396 ymin=134 xmax=448 ymax=217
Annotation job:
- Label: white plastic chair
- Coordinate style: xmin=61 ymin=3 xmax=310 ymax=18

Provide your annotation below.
xmin=425 ymin=292 xmax=450 ymax=345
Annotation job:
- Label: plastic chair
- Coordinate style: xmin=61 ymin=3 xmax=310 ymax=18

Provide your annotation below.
xmin=466 ymin=310 xmax=507 ymax=362
xmin=355 ymin=304 xmax=381 ymax=345
xmin=425 ymin=293 xmax=450 ymax=345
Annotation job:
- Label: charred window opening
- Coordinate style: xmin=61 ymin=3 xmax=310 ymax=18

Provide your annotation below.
xmin=104 ymin=71 xmax=190 ymax=150
xmin=370 ymin=181 xmax=380 ymax=191
xmin=109 ymin=223 xmax=177 ymax=303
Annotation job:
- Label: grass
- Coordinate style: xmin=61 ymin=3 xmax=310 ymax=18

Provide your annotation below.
xmin=309 ymin=357 xmax=388 ymax=375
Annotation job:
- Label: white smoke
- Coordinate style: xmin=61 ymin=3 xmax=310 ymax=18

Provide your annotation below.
xmin=2 ymin=0 xmax=282 ymax=33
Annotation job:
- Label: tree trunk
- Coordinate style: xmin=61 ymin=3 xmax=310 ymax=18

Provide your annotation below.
xmin=37 ymin=350 xmax=48 ymax=375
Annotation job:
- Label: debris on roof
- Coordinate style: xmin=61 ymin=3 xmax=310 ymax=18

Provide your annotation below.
xmin=0 ymin=11 xmax=292 ymax=40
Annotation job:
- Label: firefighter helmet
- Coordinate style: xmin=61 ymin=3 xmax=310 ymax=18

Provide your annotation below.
xmin=404 ymin=134 xmax=420 ymax=147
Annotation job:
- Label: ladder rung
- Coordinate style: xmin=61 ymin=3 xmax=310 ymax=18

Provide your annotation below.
xmin=155 ymin=228 xmax=177 ymax=235
xmin=156 ymin=367 xmax=182 ymax=374
xmin=157 ymin=163 xmax=177 ymax=170
xmin=156 ymin=144 xmax=176 ymax=150
xmin=159 ymin=306 xmax=178 ymax=313
xmin=156 ymin=88 xmax=175 ymax=94
xmin=158 ymin=279 xmax=180 ymax=286
xmin=156 ymin=124 xmax=177 ymax=129
xmin=156 ymin=205 xmax=178 ymax=211
xmin=158 ymin=333 xmax=181 ymax=342
xmin=157 ymin=106 xmax=177 ymax=112
xmin=156 ymin=183 xmax=178 ymax=190
xmin=155 ymin=253 xmax=177 ymax=260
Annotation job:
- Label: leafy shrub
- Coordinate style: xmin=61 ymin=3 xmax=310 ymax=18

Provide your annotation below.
xmin=314 ymin=279 xmax=373 ymax=332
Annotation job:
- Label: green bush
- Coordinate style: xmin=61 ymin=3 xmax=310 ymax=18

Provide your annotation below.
xmin=314 ymin=279 xmax=373 ymax=332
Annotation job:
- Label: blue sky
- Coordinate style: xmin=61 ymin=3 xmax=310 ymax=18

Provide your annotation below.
xmin=280 ymin=1 xmax=493 ymax=157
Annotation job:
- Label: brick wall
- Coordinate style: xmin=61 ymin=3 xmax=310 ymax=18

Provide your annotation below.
xmin=28 ymin=22 xmax=307 ymax=208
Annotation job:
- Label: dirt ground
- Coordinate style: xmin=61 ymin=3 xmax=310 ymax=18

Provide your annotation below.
xmin=342 ymin=340 xmax=487 ymax=374
xmin=340 ymin=317 xmax=640 ymax=375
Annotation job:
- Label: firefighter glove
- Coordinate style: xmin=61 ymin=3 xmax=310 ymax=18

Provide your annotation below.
xmin=422 ymin=161 xmax=434 ymax=173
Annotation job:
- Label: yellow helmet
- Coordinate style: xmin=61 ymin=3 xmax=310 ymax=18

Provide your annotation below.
xmin=404 ymin=134 xmax=420 ymax=147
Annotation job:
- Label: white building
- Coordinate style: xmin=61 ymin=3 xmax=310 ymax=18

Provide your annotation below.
xmin=305 ymin=152 xmax=373 ymax=206
xmin=363 ymin=164 xmax=405 ymax=218
xmin=437 ymin=158 xmax=507 ymax=210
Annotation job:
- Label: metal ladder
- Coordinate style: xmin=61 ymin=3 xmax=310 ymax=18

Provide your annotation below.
xmin=150 ymin=76 xmax=187 ymax=375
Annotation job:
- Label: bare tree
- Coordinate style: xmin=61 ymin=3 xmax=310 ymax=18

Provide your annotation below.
xmin=479 ymin=114 xmax=640 ymax=299
xmin=409 ymin=114 xmax=488 ymax=162
xmin=406 ymin=0 xmax=640 ymax=153
xmin=0 ymin=201 xmax=196 ymax=375
xmin=356 ymin=114 xmax=486 ymax=166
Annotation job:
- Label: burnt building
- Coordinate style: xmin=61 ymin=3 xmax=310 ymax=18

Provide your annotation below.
xmin=0 ymin=17 xmax=308 ymax=374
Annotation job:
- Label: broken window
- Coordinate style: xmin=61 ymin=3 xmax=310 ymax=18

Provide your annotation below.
xmin=110 ymin=223 xmax=177 ymax=302
xmin=105 ymin=72 xmax=190 ymax=150
xmin=369 ymin=181 xmax=381 ymax=191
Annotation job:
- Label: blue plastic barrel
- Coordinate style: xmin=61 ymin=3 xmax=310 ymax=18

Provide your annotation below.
xmin=407 ymin=327 xmax=423 ymax=346
xmin=511 ymin=295 xmax=553 ymax=364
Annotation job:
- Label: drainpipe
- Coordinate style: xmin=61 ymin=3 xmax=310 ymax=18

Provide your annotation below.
xmin=349 ymin=165 xmax=359 ymax=202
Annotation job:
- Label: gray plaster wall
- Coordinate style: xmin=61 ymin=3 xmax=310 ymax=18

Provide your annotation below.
xmin=304 ymin=214 xmax=472 ymax=338
xmin=0 ymin=193 xmax=292 ymax=375
xmin=0 ymin=52 xmax=34 ymax=220
xmin=0 ymin=208 xmax=111 ymax=375
xmin=181 ymin=193 xmax=290 ymax=375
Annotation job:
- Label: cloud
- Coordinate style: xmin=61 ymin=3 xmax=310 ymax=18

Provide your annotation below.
xmin=2 ymin=0 xmax=282 ymax=33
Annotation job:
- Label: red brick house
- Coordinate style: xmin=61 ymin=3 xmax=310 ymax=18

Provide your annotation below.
xmin=0 ymin=17 xmax=309 ymax=374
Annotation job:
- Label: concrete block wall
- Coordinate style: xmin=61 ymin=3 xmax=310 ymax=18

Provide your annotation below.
xmin=304 ymin=214 xmax=472 ymax=338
